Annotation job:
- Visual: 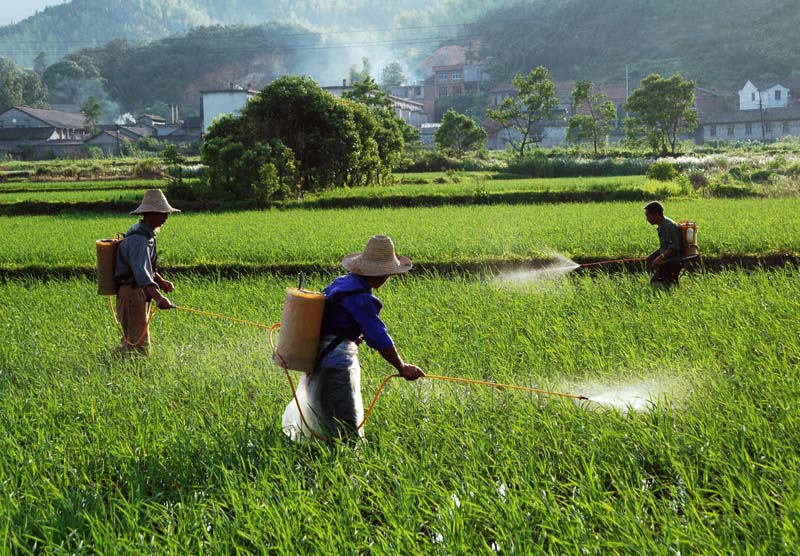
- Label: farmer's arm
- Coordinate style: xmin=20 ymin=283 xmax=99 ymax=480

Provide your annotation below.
xmin=349 ymin=296 xmax=423 ymax=381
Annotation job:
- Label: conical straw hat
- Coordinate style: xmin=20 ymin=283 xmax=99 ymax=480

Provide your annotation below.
xmin=342 ymin=235 xmax=412 ymax=276
xmin=131 ymin=189 xmax=181 ymax=214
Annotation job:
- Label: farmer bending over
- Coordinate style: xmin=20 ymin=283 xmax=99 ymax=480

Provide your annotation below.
xmin=284 ymin=235 xmax=423 ymax=440
xmin=114 ymin=189 xmax=180 ymax=354
xmin=644 ymin=201 xmax=683 ymax=288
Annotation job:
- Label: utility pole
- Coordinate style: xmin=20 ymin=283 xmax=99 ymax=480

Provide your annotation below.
xmin=625 ymin=64 xmax=629 ymax=99
xmin=758 ymin=89 xmax=766 ymax=140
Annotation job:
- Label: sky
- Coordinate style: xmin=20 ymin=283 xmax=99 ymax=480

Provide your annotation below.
xmin=0 ymin=0 xmax=67 ymax=27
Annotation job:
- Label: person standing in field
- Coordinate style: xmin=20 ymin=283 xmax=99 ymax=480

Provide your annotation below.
xmin=114 ymin=189 xmax=180 ymax=354
xmin=282 ymin=235 xmax=424 ymax=440
xmin=644 ymin=201 xmax=683 ymax=288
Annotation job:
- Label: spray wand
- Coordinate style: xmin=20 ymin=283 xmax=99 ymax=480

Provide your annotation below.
xmin=577 ymin=257 xmax=646 ymax=268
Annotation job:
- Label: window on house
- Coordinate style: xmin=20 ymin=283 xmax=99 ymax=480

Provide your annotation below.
xmin=438 ymin=72 xmax=448 ymax=81
xmin=751 ymin=92 xmax=756 ymax=101
xmin=745 ymin=123 xmax=752 ymax=135
xmin=438 ymin=86 xmax=449 ymax=97
xmin=727 ymin=125 xmax=735 ymax=137
xmin=709 ymin=125 xmax=716 ymax=137
xmin=452 ymin=86 xmax=462 ymax=96
xmin=783 ymin=121 xmax=790 ymax=133
xmin=414 ymin=87 xmax=421 ymax=96
xmin=775 ymin=90 xmax=781 ymax=100
xmin=452 ymin=71 xmax=461 ymax=80
xmin=765 ymin=122 xmax=773 ymax=133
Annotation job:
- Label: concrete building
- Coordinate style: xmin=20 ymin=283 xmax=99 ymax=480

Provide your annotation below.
xmin=739 ymin=80 xmax=790 ymax=111
xmin=200 ymin=88 xmax=258 ymax=134
xmin=699 ymin=107 xmax=800 ymax=143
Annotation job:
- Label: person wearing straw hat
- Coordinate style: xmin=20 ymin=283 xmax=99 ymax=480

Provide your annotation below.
xmin=289 ymin=235 xmax=423 ymax=439
xmin=114 ymin=189 xmax=180 ymax=354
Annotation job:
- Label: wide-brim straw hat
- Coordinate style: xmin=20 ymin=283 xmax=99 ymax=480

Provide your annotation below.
xmin=131 ymin=189 xmax=181 ymax=214
xmin=342 ymin=235 xmax=412 ymax=276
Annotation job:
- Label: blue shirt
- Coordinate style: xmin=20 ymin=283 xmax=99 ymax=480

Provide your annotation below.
xmin=320 ymin=273 xmax=394 ymax=351
xmin=114 ymin=221 xmax=158 ymax=289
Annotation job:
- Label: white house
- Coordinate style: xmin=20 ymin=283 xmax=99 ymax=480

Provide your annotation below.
xmin=201 ymin=88 xmax=258 ymax=134
xmin=739 ymin=80 xmax=789 ymax=111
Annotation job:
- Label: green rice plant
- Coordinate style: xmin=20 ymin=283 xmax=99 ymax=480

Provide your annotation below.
xmin=0 ymin=198 xmax=798 ymax=272
xmin=0 ymin=270 xmax=798 ymax=553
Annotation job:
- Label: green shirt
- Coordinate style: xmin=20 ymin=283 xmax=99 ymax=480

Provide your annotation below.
xmin=657 ymin=217 xmax=682 ymax=263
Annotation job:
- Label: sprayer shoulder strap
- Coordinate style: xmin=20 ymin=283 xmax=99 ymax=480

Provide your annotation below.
xmin=315 ymin=288 xmax=370 ymax=369
xmin=324 ymin=288 xmax=369 ymax=305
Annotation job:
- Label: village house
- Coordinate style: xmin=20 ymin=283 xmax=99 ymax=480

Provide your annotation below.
xmin=0 ymin=106 xmax=88 ymax=159
xmin=698 ymin=80 xmax=800 ymax=143
xmin=322 ymin=80 xmax=428 ymax=128
xmin=201 ymin=87 xmax=258 ymax=134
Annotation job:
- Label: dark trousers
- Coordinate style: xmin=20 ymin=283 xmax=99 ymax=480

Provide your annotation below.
xmin=651 ymin=261 xmax=683 ymax=287
xmin=318 ymin=366 xmax=359 ymax=438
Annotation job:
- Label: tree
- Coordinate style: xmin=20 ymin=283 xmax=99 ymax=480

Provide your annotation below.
xmin=0 ymin=57 xmax=47 ymax=110
xmin=435 ymin=109 xmax=486 ymax=155
xmin=349 ymin=57 xmax=372 ymax=85
xmin=380 ymin=62 xmax=405 ymax=90
xmin=202 ymin=75 xmax=404 ymax=202
xmin=567 ymin=81 xmax=617 ymax=155
xmin=623 ymin=73 xmax=698 ymax=156
xmin=485 ymin=67 xmax=559 ymax=157
xmin=33 ymin=52 xmax=48 ymax=77
xmin=81 ymin=96 xmax=102 ymax=134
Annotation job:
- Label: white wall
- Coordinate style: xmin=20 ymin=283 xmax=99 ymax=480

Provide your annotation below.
xmin=739 ymin=81 xmax=789 ymax=111
xmin=202 ymin=91 xmax=253 ymax=134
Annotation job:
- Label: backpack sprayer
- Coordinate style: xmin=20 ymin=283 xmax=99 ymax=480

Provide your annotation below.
xmin=577 ymin=220 xmax=698 ymax=269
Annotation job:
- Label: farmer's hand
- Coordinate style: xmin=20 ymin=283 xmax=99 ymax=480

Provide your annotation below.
xmin=158 ymin=279 xmax=175 ymax=293
xmin=652 ymin=255 xmax=663 ymax=269
xmin=156 ymin=295 xmax=174 ymax=310
xmin=398 ymin=364 xmax=424 ymax=381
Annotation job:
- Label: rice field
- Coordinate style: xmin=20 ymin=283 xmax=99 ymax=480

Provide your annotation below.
xmin=1 ymin=270 xmax=798 ymax=554
xmin=0 ymin=198 xmax=798 ymax=272
xmin=1 ymin=170 xmax=799 ymax=554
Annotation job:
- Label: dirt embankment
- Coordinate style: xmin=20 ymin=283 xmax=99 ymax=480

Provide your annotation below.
xmin=1 ymin=255 xmax=796 ymax=283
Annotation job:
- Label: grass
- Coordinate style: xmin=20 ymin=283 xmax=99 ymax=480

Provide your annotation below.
xmin=0 ymin=270 xmax=798 ymax=553
xmin=0 ymin=198 xmax=798 ymax=272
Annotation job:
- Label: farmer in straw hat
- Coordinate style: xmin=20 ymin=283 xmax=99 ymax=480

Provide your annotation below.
xmin=282 ymin=235 xmax=424 ymax=440
xmin=114 ymin=189 xmax=180 ymax=354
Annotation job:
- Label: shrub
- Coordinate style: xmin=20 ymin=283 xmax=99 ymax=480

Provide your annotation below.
xmin=646 ymin=161 xmax=677 ymax=181
xmin=687 ymin=171 xmax=709 ymax=190
xmin=133 ymin=159 xmax=163 ymax=178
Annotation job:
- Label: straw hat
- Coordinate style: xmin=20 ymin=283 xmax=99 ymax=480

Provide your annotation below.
xmin=342 ymin=235 xmax=412 ymax=276
xmin=131 ymin=189 xmax=181 ymax=214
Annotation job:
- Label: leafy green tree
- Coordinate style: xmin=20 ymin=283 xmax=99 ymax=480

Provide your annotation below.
xmin=567 ymin=81 xmax=617 ymax=155
xmin=33 ymin=52 xmax=48 ymax=77
xmin=623 ymin=73 xmax=698 ymax=156
xmin=349 ymin=57 xmax=372 ymax=85
xmin=380 ymin=62 xmax=405 ymax=90
xmin=0 ymin=57 xmax=47 ymax=110
xmin=202 ymin=75 xmax=403 ymax=202
xmin=162 ymin=143 xmax=186 ymax=185
xmin=81 ymin=96 xmax=102 ymax=134
xmin=485 ymin=66 xmax=559 ymax=157
xmin=435 ymin=109 xmax=486 ymax=155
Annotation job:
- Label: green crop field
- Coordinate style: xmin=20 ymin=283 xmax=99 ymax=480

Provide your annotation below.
xmin=1 ymin=271 xmax=798 ymax=553
xmin=1 ymin=169 xmax=799 ymax=554
xmin=0 ymin=198 xmax=798 ymax=272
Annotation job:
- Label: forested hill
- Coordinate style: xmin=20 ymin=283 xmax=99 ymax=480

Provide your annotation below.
xmin=0 ymin=0 xmax=512 ymax=68
xmin=470 ymin=0 xmax=800 ymax=90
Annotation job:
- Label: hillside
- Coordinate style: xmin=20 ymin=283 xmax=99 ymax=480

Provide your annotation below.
xmin=469 ymin=0 xmax=800 ymax=90
xmin=0 ymin=0 xmax=477 ymax=68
